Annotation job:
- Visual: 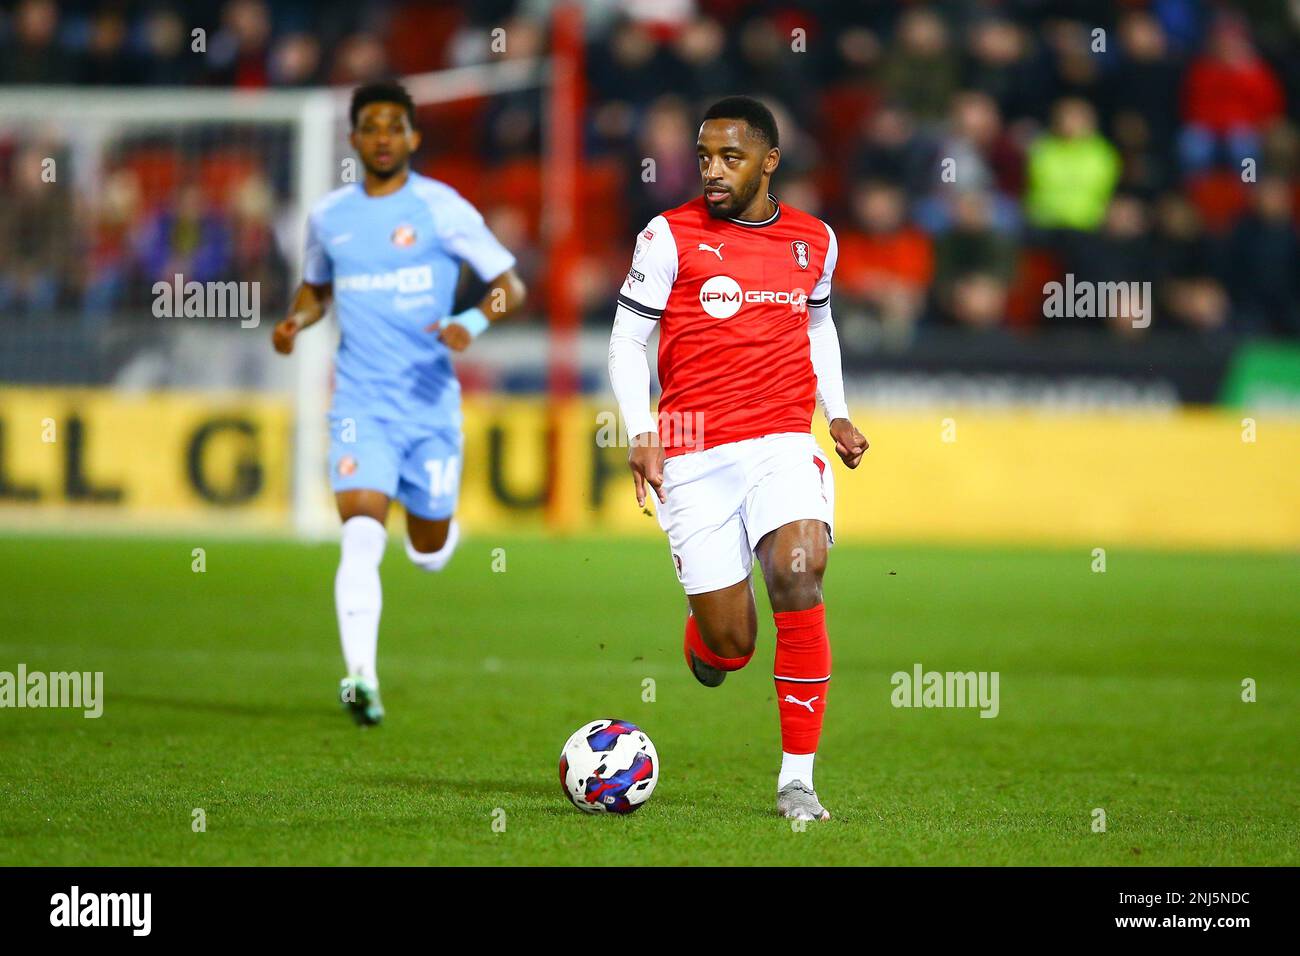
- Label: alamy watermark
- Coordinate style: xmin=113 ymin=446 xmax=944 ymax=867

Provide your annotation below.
xmin=891 ymin=662 xmax=999 ymax=718
xmin=152 ymin=273 xmax=260 ymax=328
xmin=0 ymin=664 xmax=103 ymax=718
xmin=1043 ymin=273 xmax=1151 ymax=329
xmin=595 ymin=409 xmax=706 ymax=452
xmin=50 ymin=886 xmax=150 ymax=936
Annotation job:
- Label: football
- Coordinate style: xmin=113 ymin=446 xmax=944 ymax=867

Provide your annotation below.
xmin=559 ymin=719 xmax=659 ymax=814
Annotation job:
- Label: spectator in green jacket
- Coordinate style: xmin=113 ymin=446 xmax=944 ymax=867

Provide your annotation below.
xmin=1025 ymin=98 xmax=1121 ymax=231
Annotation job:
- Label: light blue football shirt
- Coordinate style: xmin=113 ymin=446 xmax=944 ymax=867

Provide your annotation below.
xmin=302 ymin=172 xmax=515 ymax=426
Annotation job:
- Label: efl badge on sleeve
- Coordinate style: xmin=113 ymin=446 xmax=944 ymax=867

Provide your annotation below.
xmin=633 ymin=229 xmax=653 ymax=264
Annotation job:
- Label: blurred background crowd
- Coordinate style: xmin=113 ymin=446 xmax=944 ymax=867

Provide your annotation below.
xmin=2 ymin=0 xmax=1299 ymax=346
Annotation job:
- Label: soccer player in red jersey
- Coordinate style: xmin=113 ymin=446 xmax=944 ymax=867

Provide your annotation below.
xmin=607 ymin=96 xmax=869 ymax=820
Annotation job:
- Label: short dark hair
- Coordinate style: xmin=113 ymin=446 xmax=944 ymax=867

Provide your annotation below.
xmin=350 ymin=81 xmax=416 ymax=129
xmin=702 ymin=96 xmax=779 ymax=149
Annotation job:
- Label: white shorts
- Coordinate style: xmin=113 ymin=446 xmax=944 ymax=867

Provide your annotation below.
xmin=655 ymin=431 xmax=835 ymax=595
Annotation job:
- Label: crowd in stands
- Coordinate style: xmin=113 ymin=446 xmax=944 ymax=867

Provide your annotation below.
xmin=1 ymin=0 xmax=1298 ymax=340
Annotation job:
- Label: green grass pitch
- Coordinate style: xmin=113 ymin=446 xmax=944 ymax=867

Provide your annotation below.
xmin=1 ymin=532 xmax=1296 ymax=866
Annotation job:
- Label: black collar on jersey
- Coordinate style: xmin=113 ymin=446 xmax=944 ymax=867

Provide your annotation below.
xmin=727 ymin=193 xmax=781 ymax=228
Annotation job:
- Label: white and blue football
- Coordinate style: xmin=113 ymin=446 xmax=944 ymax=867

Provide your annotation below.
xmin=559 ymin=719 xmax=659 ymax=814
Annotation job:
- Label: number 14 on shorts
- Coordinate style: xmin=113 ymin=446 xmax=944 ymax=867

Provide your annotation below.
xmin=424 ymin=455 xmax=460 ymax=509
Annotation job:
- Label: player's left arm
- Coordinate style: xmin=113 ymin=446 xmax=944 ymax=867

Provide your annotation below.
xmin=425 ymin=190 xmax=528 ymax=351
xmin=808 ymin=224 xmax=868 ymax=469
xmin=432 ymin=266 xmax=527 ymax=351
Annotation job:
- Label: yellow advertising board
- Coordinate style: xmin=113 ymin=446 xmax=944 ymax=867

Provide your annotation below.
xmin=818 ymin=408 xmax=1300 ymax=551
xmin=459 ymin=400 xmax=1300 ymax=551
xmin=1 ymin=388 xmax=1297 ymax=551
xmin=0 ymin=388 xmax=291 ymax=530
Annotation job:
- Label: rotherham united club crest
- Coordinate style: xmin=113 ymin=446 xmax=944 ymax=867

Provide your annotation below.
xmin=791 ymin=240 xmax=809 ymax=270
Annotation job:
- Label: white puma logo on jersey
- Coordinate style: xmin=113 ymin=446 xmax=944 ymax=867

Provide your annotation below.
xmin=783 ymin=694 xmax=819 ymax=712
xmin=698 ymin=241 xmax=724 ymax=260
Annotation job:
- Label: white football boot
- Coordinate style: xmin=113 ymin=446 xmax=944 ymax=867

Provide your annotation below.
xmin=776 ymin=780 xmax=831 ymax=821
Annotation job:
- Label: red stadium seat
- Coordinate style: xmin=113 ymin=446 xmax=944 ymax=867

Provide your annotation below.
xmin=421 ymin=157 xmax=481 ymax=202
xmin=122 ymin=149 xmax=181 ymax=210
xmin=1005 ymin=249 xmax=1062 ymax=327
xmin=198 ymin=152 xmax=257 ymax=207
xmin=418 ymin=97 xmax=488 ymax=156
xmin=577 ymin=159 xmax=626 ymax=244
xmin=491 ymin=158 xmax=543 ymax=238
xmin=386 ymin=3 xmax=463 ymax=76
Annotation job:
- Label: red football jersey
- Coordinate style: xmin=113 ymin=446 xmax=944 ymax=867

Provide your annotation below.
xmin=617 ymin=195 xmax=837 ymax=457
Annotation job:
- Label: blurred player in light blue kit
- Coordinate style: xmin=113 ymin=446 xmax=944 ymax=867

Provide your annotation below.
xmin=272 ymin=82 xmax=527 ymax=725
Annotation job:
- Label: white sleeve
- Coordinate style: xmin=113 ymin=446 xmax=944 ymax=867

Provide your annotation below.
xmin=809 ymin=220 xmax=837 ymax=308
xmin=302 ymin=211 xmax=332 ymax=284
xmin=616 ymin=216 xmax=677 ymax=319
xmin=608 ymin=217 xmax=676 ymax=439
xmin=608 ymin=310 xmax=659 ymax=439
xmin=807 ymin=223 xmax=848 ymax=423
xmin=808 ymin=303 xmax=848 ymax=423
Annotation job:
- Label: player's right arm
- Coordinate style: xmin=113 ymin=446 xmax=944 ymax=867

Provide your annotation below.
xmin=608 ymin=217 xmax=677 ymax=507
xmin=273 ymin=281 xmax=332 ymax=355
xmin=273 ymin=209 xmax=333 ymax=356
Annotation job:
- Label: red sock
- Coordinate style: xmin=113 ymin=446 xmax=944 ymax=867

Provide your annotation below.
xmin=773 ymin=603 xmax=831 ymax=754
xmin=683 ymin=613 xmax=752 ymax=673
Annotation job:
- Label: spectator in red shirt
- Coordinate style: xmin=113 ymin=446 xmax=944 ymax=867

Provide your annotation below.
xmin=206 ymin=0 xmax=272 ymax=89
xmin=836 ymin=181 xmax=933 ymax=335
xmin=1179 ymin=16 xmax=1285 ymax=174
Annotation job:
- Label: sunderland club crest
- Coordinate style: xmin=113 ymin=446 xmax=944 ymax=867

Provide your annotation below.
xmin=791 ymin=240 xmax=809 ymax=269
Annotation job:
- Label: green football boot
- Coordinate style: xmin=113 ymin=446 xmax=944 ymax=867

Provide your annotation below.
xmin=339 ymin=676 xmax=384 ymax=726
